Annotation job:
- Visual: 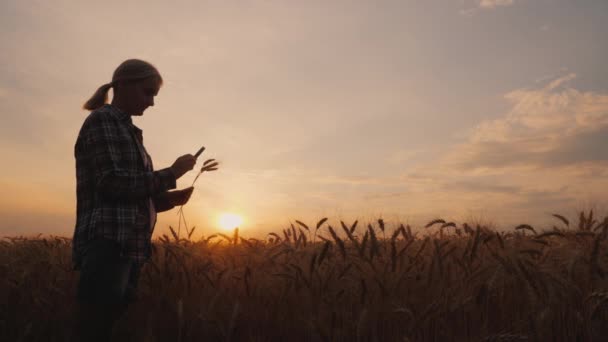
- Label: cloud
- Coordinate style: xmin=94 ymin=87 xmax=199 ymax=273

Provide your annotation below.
xmin=376 ymin=74 xmax=608 ymax=226
xmin=460 ymin=0 xmax=519 ymax=16
xmin=479 ymin=0 xmax=515 ymax=9
xmin=447 ymin=73 xmax=608 ymax=170
xmin=442 ymin=180 xmax=521 ymax=194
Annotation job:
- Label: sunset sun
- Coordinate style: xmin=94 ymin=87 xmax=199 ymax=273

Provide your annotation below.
xmin=218 ymin=213 xmax=243 ymax=231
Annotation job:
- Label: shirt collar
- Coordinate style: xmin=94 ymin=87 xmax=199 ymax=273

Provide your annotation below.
xmin=106 ymin=104 xmax=133 ymax=124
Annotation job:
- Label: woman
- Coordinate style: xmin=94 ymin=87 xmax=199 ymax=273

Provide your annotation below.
xmin=72 ymin=59 xmax=200 ymax=341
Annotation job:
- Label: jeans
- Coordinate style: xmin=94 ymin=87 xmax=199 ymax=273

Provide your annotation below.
xmin=73 ymin=238 xmax=142 ymax=342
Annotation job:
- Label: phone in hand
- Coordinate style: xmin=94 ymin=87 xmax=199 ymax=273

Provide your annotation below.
xmin=194 ymin=146 xmax=206 ymax=158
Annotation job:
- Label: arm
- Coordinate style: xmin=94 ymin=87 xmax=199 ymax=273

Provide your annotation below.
xmin=86 ymin=113 xmax=176 ymax=201
xmin=153 ymin=192 xmax=175 ymax=213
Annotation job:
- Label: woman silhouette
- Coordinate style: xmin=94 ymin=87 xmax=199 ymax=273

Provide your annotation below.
xmin=72 ymin=59 xmax=197 ymax=341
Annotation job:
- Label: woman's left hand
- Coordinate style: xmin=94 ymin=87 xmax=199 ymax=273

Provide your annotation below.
xmin=167 ymin=187 xmax=194 ymax=206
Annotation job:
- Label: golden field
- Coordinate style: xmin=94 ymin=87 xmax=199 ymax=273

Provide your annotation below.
xmin=2 ymin=212 xmax=608 ymax=341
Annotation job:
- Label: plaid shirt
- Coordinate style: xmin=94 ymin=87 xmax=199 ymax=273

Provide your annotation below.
xmin=72 ymin=104 xmax=176 ymax=270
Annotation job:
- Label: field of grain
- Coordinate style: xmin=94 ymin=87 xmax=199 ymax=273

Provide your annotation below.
xmin=2 ymin=212 xmax=608 ymax=341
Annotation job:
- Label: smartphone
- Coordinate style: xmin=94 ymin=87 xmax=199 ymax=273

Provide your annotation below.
xmin=194 ymin=146 xmax=206 ymax=158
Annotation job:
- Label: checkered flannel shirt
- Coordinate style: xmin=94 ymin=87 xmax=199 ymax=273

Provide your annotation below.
xmin=72 ymin=104 xmax=177 ymax=270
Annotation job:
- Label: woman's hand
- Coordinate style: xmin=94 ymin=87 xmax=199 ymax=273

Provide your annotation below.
xmin=167 ymin=187 xmax=194 ymax=207
xmin=170 ymin=154 xmax=197 ymax=179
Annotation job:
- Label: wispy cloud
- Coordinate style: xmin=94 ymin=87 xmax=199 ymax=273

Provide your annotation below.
xmin=461 ymin=0 xmax=520 ymax=16
xmin=447 ymin=73 xmax=608 ymax=170
xmin=369 ymin=73 xmax=608 ymax=226
xmin=479 ymin=0 xmax=516 ymax=9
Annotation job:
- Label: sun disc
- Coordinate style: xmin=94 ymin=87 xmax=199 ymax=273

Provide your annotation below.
xmin=218 ymin=213 xmax=243 ymax=230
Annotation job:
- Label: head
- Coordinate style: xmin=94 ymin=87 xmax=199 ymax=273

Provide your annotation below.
xmin=83 ymin=59 xmax=163 ymax=116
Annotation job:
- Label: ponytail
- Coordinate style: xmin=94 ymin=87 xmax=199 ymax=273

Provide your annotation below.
xmin=83 ymin=82 xmax=114 ymax=111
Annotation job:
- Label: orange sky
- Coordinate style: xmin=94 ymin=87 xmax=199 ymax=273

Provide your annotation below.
xmin=2 ymin=0 xmax=608 ymax=238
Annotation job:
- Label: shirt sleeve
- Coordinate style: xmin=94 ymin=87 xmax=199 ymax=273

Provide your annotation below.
xmin=85 ymin=113 xmax=176 ymax=201
xmin=153 ymin=192 xmax=175 ymax=213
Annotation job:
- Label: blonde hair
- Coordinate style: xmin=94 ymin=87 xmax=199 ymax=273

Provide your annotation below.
xmin=83 ymin=59 xmax=163 ymax=111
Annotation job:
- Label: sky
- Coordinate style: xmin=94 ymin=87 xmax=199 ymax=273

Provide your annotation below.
xmin=1 ymin=0 xmax=608 ymax=238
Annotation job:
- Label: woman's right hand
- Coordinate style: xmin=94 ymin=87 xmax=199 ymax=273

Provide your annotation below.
xmin=170 ymin=154 xmax=196 ymax=179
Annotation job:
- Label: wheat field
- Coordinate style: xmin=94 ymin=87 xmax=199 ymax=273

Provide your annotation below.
xmin=2 ymin=212 xmax=608 ymax=341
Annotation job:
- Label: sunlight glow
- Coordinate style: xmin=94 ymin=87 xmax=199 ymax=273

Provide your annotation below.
xmin=218 ymin=213 xmax=243 ymax=231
